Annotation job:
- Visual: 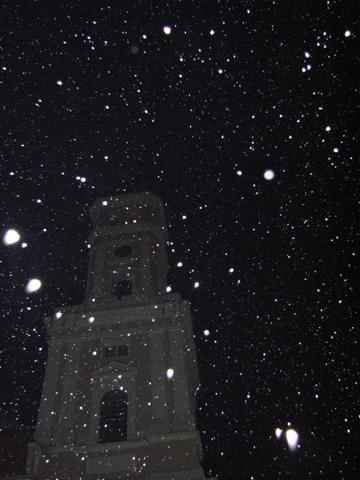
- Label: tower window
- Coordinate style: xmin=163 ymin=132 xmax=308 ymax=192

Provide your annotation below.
xmin=103 ymin=344 xmax=128 ymax=359
xmin=117 ymin=345 xmax=129 ymax=356
xmin=104 ymin=346 xmax=117 ymax=358
xmin=114 ymin=280 xmax=132 ymax=299
xmin=114 ymin=245 xmax=132 ymax=257
xmin=98 ymin=390 xmax=128 ymax=443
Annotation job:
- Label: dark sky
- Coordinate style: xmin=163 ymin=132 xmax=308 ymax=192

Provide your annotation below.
xmin=0 ymin=1 xmax=358 ymax=479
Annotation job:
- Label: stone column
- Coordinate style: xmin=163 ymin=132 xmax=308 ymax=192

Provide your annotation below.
xmin=136 ymin=239 xmax=152 ymax=297
xmin=26 ymin=442 xmax=42 ymax=476
xmin=89 ymin=382 xmax=102 ymax=443
xmin=93 ymin=244 xmax=107 ymax=297
xmin=55 ymin=341 xmax=81 ymax=444
xmin=168 ymin=327 xmax=194 ymax=431
xmin=33 ymin=339 xmax=62 ymax=445
xmin=149 ymin=329 xmax=169 ymax=434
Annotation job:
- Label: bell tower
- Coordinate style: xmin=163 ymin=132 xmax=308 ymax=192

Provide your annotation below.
xmin=26 ymin=192 xmax=207 ymax=480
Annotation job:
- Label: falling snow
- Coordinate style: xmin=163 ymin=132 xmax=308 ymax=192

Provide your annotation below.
xmin=25 ymin=278 xmax=42 ymax=294
xmin=285 ymin=428 xmax=299 ymax=451
xmin=3 ymin=228 xmax=21 ymax=245
xmin=0 ymin=2 xmax=357 ymax=479
xmin=263 ymin=169 xmax=275 ymax=180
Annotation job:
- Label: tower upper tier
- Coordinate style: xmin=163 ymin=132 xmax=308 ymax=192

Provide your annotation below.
xmin=85 ymin=192 xmax=169 ymax=304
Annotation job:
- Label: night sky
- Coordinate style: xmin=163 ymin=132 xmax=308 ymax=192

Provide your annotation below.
xmin=0 ymin=1 xmax=358 ymax=479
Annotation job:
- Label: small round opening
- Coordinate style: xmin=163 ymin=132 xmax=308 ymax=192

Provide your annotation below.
xmin=114 ymin=245 xmax=132 ymax=257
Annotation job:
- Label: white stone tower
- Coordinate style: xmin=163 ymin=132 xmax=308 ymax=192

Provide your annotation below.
xmin=26 ymin=192 xmax=206 ymax=480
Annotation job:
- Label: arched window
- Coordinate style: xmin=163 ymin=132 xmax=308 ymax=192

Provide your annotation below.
xmin=98 ymin=389 xmax=128 ymax=443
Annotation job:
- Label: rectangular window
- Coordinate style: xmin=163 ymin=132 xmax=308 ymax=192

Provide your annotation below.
xmin=117 ymin=345 xmax=129 ymax=357
xmin=103 ymin=345 xmax=128 ymax=358
xmin=104 ymin=346 xmax=117 ymax=358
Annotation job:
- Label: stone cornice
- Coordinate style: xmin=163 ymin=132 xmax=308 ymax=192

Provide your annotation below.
xmin=92 ymin=361 xmax=137 ymax=378
xmin=46 ymin=294 xmax=191 ymax=341
xmin=35 ymin=430 xmax=202 ymax=455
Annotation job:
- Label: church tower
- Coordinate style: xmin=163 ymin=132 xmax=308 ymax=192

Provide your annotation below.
xmin=26 ymin=192 xmax=207 ymax=479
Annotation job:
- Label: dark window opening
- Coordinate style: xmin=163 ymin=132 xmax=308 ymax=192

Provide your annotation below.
xmin=117 ymin=345 xmax=129 ymax=357
xmin=104 ymin=346 xmax=117 ymax=358
xmin=114 ymin=280 xmax=132 ymax=299
xmin=103 ymin=344 xmax=128 ymax=359
xmin=99 ymin=390 xmax=128 ymax=443
xmin=114 ymin=245 xmax=132 ymax=257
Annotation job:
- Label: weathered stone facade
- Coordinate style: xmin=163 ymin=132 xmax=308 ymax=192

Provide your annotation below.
xmin=25 ymin=192 xmax=206 ymax=480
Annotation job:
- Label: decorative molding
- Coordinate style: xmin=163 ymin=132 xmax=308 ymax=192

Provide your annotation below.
xmin=146 ymin=430 xmax=202 ymax=444
xmin=41 ymin=438 xmax=148 ymax=455
xmin=1 ymin=476 xmax=36 ymax=480
xmin=46 ymin=293 xmax=190 ymax=338
xmin=86 ymin=453 xmax=135 ymax=474
xmin=36 ymin=430 xmax=201 ymax=455
xmin=146 ymin=468 xmax=206 ymax=480
xmin=92 ymin=360 xmax=137 ymax=378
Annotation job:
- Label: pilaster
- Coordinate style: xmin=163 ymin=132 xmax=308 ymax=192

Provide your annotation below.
xmin=54 ymin=341 xmax=81 ymax=444
xmin=168 ymin=327 xmax=195 ymax=431
xmin=149 ymin=329 xmax=169 ymax=434
xmin=33 ymin=339 xmax=62 ymax=445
